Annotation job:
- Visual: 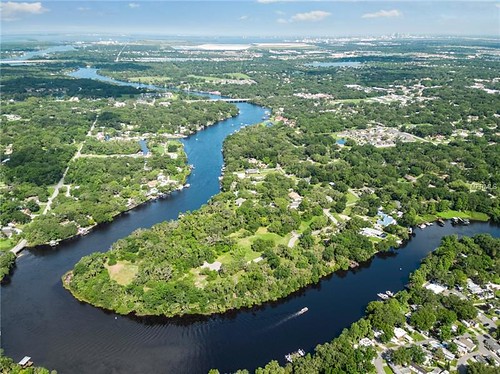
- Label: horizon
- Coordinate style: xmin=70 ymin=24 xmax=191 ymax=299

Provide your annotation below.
xmin=1 ymin=1 xmax=499 ymax=37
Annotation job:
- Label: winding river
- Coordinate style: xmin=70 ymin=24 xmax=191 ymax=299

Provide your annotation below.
xmin=2 ymin=69 xmax=499 ymax=374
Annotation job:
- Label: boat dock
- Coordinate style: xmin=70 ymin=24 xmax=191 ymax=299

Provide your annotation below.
xmin=10 ymin=239 xmax=27 ymax=256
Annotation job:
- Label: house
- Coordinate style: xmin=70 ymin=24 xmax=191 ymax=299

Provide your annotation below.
xmin=484 ymin=337 xmax=500 ymax=355
xmin=467 ymin=279 xmax=483 ymax=295
xmin=454 ymin=337 xmax=476 ymax=353
xmin=235 ymin=198 xmax=247 ymax=207
xmin=358 ymin=337 xmax=373 ymax=347
xmin=424 ymin=282 xmax=446 ymax=295
xmin=441 ymin=348 xmax=455 ymax=360
xmin=394 ymin=327 xmax=408 ymax=340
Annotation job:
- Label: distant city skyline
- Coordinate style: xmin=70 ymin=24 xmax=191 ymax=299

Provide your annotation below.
xmin=1 ymin=1 xmax=499 ymax=37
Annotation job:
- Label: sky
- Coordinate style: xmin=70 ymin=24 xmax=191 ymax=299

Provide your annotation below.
xmin=1 ymin=1 xmax=499 ymax=37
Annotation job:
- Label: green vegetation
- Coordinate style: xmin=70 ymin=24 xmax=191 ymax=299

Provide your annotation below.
xmin=65 ymin=49 xmax=499 ymax=316
xmin=0 ymin=349 xmax=56 ymax=374
xmin=221 ymin=234 xmax=499 ymax=373
xmin=1 ymin=78 xmax=238 ymax=249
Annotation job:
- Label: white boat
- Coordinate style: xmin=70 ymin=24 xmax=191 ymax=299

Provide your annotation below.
xmin=377 ymin=293 xmax=389 ymax=300
xmin=386 ymin=290 xmax=394 ymax=297
xmin=285 ymin=349 xmax=306 ymax=363
xmin=298 ymin=307 xmax=308 ymax=315
xmin=184 ymin=183 xmax=191 ymax=188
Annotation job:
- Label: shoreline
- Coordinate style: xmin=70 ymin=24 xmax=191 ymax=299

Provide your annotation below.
xmin=61 ymin=218 xmax=494 ymax=319
xmin=7 ymin=108 xmax=241 ymax=257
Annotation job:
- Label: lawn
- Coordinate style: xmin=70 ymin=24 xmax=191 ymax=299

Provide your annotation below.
xmin=0 ymin=238 xmax=16 ymax=251
xmin=129 ymin=76 xmax=171 ymax=84
xmin=436 ymin=210 xmax=489 ymax=221
xmin=106 ymin=261 xmax=138 ymax=286
xmin=383 ymin=365 xmax=394 ymax=374
xmin=235 ymin=226 xmax=290 ymax=250
xmin=346 ymin=191 xmax=359 ymax=206
xmin=410 ymin=331 xmax=426 ymax=342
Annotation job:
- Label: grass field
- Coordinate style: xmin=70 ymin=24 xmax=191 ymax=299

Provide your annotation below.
xmin=436 ymin=210 xmax=489 ymax=221
xmin=129 ymin=76 xmax=172 ymax=84
xmin=0 ymin=238 xmax=16 ymax=251
xmin=235 ymin=227 xmax=290 ymax=250
xmin=106 ymin=261 xmax=138 ymax=286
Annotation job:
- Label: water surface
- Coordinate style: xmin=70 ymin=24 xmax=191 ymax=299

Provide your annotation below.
xmin=2 ymin=68 xmax=498 ymax=374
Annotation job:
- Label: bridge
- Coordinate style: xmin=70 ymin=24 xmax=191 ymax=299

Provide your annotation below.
xmin=185 ymin=98 xmax=251 ymax=103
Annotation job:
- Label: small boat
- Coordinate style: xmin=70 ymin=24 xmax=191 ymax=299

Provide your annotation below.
xmin=377 ymin=293 xmax=389 ymax=300
xmin=459 ymin=218 xmax=470 ymax=225
xmin=437 ymin=218 xmax=445 ymax=227
xmin=386 ymin=290 xmax=394 ymax=297
xmin=298 ymin=307 xmax=309 ymax=315
xmin=184 ymin=183 xmax=191 ymax=188
xmin=451 ymin=217 xmax=459 ymax=225
xmin=285 ymin=349 xmax=305 ymax=363
xmin=426 ymin=222 xmax=433 ymax=226
xmin=49 ymin=240 xmax=59 ymax=247
xmin=418 ymin=223 xmax=426 ymax=229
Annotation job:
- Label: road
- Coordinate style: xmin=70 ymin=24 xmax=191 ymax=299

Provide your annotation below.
xmin=43 ymin=115 xmax=98 ymax=214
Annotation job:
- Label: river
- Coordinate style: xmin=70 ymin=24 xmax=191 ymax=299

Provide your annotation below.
xmin=2 ymin=68 xmax=499 ymax=374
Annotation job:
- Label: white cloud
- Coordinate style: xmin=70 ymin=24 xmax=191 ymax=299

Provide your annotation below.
xmin=362 ymin=9 xmax=402 ymax=19
xmin=0 ymin=1 xmax=47 ymax=21
xmin=239 ymin=15 xmax=249 ymax=20
xmin=290 ymin=10 xmax=330 ymax=22
xmin=128 ymin=3 xmax=140 ymax=8
xmin=277 ymin=17 xmax=288 ymax=24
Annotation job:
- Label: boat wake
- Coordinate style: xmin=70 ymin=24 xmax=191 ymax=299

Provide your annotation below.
xmin=261 ymin=308 xmax=308 ymax=332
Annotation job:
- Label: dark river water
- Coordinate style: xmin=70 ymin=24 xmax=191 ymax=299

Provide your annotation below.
xmin=2 ymin=68 xmax=499 ymax=374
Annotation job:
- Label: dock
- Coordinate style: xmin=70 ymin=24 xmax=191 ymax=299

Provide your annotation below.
xmin=10 ymin=239 xmax=27 ymax=256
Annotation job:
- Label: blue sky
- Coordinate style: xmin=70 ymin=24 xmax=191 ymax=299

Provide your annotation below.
xmin=1 ymin=1 xmax=499 ymax=37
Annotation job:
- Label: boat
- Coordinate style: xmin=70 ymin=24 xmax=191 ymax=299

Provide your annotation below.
xmin=298 ymin=307 xmax=308 ymax=315
xmin=49 ymin=240 xmax=59 ymax=247
xmin=418 ymin=223 xmax=426 ymax=229
xmin=459 ymin=218 xmax=470 ymax=225
xmin=451 ymin=217 xmax=459 ymax=225
xmin=386 ymin=290 xmax=394 ymax=297
xmin=437 ymin=218 xmax=445 ymax=227
xmin=184 ymin=183 xmax=190 ymax=188
xmin=377 ymin=293 xmax=389 ymax=300
xmin=285 ymin=349 xmax=306 ymax=363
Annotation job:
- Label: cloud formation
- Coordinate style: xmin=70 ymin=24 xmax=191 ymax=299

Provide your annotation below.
xmin=239 ymin=15 xmax=249 ymax=20
xmin=128 ymin=3 xmax=140 ymax=9
xmin=362 ymin=9 xmax=402 ymax=19
xmin=0 ymin=1 xmax=47 ymax=21
xmin=291 ymin=10 xmax=330 ymax=22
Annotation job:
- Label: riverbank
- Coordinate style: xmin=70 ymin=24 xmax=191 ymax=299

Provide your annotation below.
xmin=237 ymin=233 xmax=500 ymax=374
